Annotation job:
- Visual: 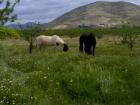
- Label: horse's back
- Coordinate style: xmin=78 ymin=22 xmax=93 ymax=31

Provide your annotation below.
xmin=36 ymin=35 xmax=53 ymax=45
xmin=80 ymin=33 xmax=96 ymax=44
xmin=36 ymin=35 xmax=64 ymax=45
xmin=36 ymin=35 xmax=47 ymax=41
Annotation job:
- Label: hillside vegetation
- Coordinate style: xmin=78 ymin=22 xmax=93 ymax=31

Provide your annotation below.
xmin=0 ymin=32 xmax=140 ymax=105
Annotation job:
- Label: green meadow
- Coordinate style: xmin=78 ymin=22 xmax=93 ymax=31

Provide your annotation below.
xmin=0 ymin=27 xmax=140 ymax=105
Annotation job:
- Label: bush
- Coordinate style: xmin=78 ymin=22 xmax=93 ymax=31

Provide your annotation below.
xmin=0 ymin=27 xmax=19 ymax=39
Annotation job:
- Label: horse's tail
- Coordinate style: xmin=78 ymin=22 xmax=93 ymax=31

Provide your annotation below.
xmin=63 ymin=43 xmax=69 ymax=52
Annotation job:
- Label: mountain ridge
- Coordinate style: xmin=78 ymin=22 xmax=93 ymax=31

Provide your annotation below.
xmin=6 ymin=22 xmax=48 ymax=29
xmin=47 ymin=1 xmax=140 ymax=29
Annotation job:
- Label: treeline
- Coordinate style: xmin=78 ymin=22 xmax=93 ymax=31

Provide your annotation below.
xmin=47 ymin=26 xmax=140 ymax=38
xmin=0 ymin=26 xmax=140 ymax=40
xmin=19 ymin=26 xmax=140 ymax=40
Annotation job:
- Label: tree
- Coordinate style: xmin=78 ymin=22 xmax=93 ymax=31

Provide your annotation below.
xmin=0 ymin=0 xmax=20 ymax=26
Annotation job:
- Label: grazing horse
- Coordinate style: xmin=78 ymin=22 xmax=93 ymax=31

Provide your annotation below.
xmin=79 ymin=33 xmax=96 ymax=56
xmin=29 ymin=35 xmax=69 ymax=53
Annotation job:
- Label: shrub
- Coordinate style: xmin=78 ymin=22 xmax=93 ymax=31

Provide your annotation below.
xmin=0 ymin=27 xmax=19 ymax=39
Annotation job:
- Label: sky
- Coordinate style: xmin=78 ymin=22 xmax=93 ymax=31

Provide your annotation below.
xmin=1 ymin=0 xmax=140 ymax=24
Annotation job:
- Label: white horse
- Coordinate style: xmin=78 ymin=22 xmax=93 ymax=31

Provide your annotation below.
xmin=29 ymin=35 xmax=69 ymax=53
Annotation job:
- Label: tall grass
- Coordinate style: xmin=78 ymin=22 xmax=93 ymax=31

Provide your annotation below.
xmin=0 ymin=36 xmax=139 ymax=105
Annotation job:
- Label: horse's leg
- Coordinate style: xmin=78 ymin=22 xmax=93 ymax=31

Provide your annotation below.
xmin=38 ymin=43 xmax=43 ymax=52
xmin=53 ymin=45 xmax=57 ymax=53
xmin=79 ymin=37 xmax=84 ymax=52
xmin=85 ymin=45 xmax=92 ymax=55
xmin=53 ymin=44 xmax=59 ymax=53
xmin=92 ymin=41 xmax=96 ymax=56
xmin=54 ymin=43 xmax=59 ymax=53
xmin=92 ymin=46 xmax=95 ymax=56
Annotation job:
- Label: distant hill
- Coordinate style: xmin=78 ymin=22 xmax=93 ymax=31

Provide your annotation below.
xmin=6 ymin=22 xmax=48 ymax=29
xmin=47 ymin=1 xmax=140 ymax=29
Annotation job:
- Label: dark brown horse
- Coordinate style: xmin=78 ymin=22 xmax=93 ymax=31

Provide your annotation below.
xmin=79 ymin=33 xmax=96 ymax=56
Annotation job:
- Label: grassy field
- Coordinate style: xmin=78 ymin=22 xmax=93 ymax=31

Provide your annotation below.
xmin=0 ymin=36 xmax=140 ymax=105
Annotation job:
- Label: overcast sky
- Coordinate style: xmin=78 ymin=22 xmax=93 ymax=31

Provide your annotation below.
xmin=3 ymin=0 xmax=140 ymax=24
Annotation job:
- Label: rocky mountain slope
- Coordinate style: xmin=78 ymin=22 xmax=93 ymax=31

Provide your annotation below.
xmin=47 ymin=1 xmax=140 ymax=29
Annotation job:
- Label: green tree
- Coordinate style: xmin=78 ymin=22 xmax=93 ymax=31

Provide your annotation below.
xmin=0 ymin=0 xmax=20 ymax=26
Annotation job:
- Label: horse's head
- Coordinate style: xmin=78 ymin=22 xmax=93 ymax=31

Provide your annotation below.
xmin=63 ymin=44 xmax=69 ymax=52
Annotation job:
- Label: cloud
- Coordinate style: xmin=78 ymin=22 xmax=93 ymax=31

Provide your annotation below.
xmin=8 ymin=0 xmax=140 ymax=24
